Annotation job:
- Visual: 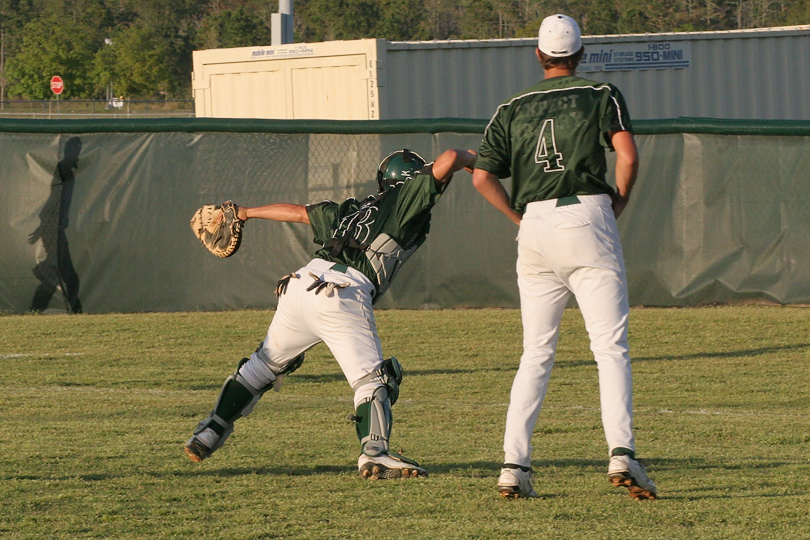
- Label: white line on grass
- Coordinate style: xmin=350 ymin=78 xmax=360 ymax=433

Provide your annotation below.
xmin=656 ymin=408 xmax=760 ymax=417
xmin=0 ymin=353 xmax=85 ymax=359
xmin=547 ymin=404 xmax=792 ymax=418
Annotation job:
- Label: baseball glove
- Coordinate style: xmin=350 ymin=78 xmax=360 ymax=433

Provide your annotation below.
xmin=189 ymin=201 xmax=245 ymax=258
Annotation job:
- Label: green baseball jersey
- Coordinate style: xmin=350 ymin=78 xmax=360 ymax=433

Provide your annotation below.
xmin=306 ymin=165 xmax=447 ymax=300
xmin=476 ymin=75 xmax=634 ymax=215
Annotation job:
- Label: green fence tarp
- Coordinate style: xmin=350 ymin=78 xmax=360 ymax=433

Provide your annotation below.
xmin=1 ymin=118 xmax=809 ymax=313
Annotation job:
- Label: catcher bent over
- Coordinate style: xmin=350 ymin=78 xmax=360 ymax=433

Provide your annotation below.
xmin=185 ymin=148 xmax=477 ymax=480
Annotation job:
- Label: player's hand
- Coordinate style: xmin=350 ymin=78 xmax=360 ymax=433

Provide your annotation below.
xmin=611 ymin=193 xmax=630 ymax=219
xmin=463 ymin=150 xmax=477 ymax=173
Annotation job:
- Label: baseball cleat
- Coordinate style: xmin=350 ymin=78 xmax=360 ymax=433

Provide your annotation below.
xmin=608 ymin=454 xmax=657 ymax=500
xmin=184 ymin=436 xmax=213 ymax=463
xmin=497 ymin=466 xmax=538 ymax=498
xmin=358 ymin=453 xmax=427 ymax=480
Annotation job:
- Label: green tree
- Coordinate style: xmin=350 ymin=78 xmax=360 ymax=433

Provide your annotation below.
xmin=459 ymin=0 xmax=499 ymax=39
xmin=783 ymin=0 xmax=810 ymax=24
xmin=118 ymin=0 xmax=203 ymax=97
xmin=198 ymin=6 xmax=269 ymax=49
xmin=376 ymin=0 xmax=429 ymax=40
xmin=93 ymin=25 xmax=171 ymax=99
xmin=581 ymin=0 xmax=621 ymax=34
xmin=48 ymin=0 xmax=110 ymax=27
xmin=5 ymin=15 xmax=100 ymax=99
xmin=297 ymin=0 xmax=380 ymax=42
xmin=419 ymin=0 xmax=462 ymax=39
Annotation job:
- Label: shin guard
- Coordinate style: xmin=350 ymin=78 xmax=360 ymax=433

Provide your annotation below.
xmin=352 ymin=386 xmax=392 ymax=457
xmin=189 ymin=358 xmax=275 ymax=458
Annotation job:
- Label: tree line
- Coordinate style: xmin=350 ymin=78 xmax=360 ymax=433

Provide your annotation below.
xmin=1 ymin=0 xmax=807 ymax=101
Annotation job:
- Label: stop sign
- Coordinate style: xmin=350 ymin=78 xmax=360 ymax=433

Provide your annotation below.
xmin=50 ymin=76 xmax=64 ymax=95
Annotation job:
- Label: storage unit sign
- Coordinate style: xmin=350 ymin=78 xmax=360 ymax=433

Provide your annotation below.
xmin=579 ymin=41 xmax=691 ymax=72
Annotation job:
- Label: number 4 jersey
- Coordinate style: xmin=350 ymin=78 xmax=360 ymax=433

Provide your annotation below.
xmin=476 ymin=75 xmax=634 ymax=215
xmin=306 ymin=165 xmax=448 ymax=303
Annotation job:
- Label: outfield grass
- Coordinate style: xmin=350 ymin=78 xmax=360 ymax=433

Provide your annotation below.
xmin=1 ymin=306 xmax=808 ymax=539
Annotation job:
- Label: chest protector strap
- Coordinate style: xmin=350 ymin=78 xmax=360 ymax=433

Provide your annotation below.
xmin=364 ymin=233 xmax=420 ymax=300
xmin=323 ymin=234 xmax=368 ymax=257
xmin=365 ymin=213 xmax=430 ymax=299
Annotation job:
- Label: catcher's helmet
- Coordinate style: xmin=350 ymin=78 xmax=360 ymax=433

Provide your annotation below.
xmin=376 ymin=149 xmax=427 ymax=193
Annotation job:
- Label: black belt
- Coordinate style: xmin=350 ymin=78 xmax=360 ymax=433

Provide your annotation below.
xmin=555 ymin=195 xmax=581 ymax=207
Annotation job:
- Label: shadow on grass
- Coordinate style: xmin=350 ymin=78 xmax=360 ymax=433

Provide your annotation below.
xmin=635 ymin=342 xmax=810 ymax=361
xmin=173 ymin=464 xmax=354 ymax=478
xmin=8 ymin=457 xmax=806 ymax=501
xmin=261 ymin=341 xmax=810 ymax=385
xmin=169 ymin=460 xmax=501 ymax=480
xmin=294 ymin=366 xmax=517 ymax=383
xmin=192 ymin=342 xmax=810 ymax=389
xmin=554 ymin=342 xmax=810 ymax=369
xmin=167 ymin=455 xmax=801 ymax=478
xmin=188 ymin=365 xmax=519 ymax=391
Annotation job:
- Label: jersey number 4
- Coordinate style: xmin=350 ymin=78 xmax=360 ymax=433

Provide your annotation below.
xmin=534 ymin=119 xmax=565 ymax=172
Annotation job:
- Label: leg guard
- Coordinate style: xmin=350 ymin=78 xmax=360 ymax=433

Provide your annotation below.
xmin=185 ymin=357 xmax=276 ymax=462
xmin=267 ymin=349 xmax=305 ymax=392
xmin=350 ymin=357 xmax=403 ymax=404
xmin=352 ymin=386 xmax=392 ymax=457
xmin=380 ymin=356 xmax=402 ymax=406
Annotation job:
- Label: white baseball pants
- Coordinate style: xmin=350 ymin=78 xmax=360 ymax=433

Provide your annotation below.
xmin=503 ymin=194 xmax=635 ymax=467
xmin=239 ymin=258 xmax=384 ymax=407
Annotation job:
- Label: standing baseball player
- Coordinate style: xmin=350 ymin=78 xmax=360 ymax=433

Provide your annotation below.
xmin=472 ymin=14 xmax=657 ymax=499
xmin=185 ymin=148 xmax=477 ymax=479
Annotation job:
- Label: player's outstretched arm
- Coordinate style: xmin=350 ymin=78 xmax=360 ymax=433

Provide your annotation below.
xmin=432 ymin=149 xmax=478 ymax=184
xmin=237 ymin=203 xmax=310 ymax=224
xmin=471 ymin=169 xmax=522 ymax=226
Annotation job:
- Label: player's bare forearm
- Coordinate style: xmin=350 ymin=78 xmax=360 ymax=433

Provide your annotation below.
xmin=613 ymin=158 xmax=637 ymax=217
xmin=472 ymin=169 xmax=522 ymax=225
xmin=238 ymin=203 xmax=310 ymax=224
xmin=432 ymin=149 xmax=478 ymax=183
xmin=610 ymin=130 xmax=639 ymax=219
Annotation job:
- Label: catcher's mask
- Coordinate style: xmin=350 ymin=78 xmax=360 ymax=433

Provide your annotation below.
xmin=376 ymin=149 xmax=427 ymax=193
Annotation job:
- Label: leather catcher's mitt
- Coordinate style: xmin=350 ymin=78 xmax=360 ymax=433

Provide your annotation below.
xmin=190 ymin=201 xmax=245 ymax=258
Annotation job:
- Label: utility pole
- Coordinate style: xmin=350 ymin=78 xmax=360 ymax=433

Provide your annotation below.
xmin=1 ymin=27 xmax=5 ymax=110
xmin=271 ymin=0 xmax=294 ymax=45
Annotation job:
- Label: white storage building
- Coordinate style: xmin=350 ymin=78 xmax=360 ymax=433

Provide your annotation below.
xmin=191 ymin=26 xmax=810 ymax=121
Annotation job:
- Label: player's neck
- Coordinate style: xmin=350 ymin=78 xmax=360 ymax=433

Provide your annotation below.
xmin=544 ymin=67 xmax=575 ymax=79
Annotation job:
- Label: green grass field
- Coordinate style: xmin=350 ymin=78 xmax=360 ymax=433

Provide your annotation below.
xmin=1 ymin=306 xmax=808 ymax=539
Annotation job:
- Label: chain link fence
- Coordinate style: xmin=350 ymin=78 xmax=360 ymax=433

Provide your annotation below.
xmin=0 ymin=99 xmax=195 ymax=119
